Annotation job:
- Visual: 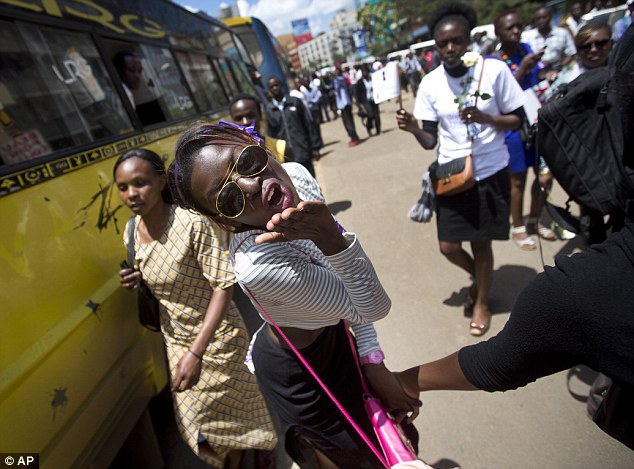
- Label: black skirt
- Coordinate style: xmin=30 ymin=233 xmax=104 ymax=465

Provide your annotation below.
xmin=252 ymin=321 xmax=418 ymax=468
xmin=436 ymin=167 xmax=511 ymax=242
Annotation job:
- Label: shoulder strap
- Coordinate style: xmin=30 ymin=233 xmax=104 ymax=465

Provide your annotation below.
xmin=474 ymin=59 xmax=486 ymax=106
xmin=126 ymin=216 xmax=136 ymax=268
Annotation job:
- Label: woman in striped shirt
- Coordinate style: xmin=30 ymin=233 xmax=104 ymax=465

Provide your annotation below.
xmin=168 ymin=121 xmax=421 ymax=468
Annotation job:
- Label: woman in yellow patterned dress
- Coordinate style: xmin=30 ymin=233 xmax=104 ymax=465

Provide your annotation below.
xmin=114 ymin=148 xmax=277 ymax=468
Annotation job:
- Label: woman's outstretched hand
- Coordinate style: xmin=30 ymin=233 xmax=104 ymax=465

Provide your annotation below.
xmin=255 ymin=201 xmax=349 ymax=256
xmin=364 ymin=363 xmax=422 ymax=424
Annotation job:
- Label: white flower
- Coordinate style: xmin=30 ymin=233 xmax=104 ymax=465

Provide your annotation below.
xmin=461 ymin=51 xmax=481 ymax=68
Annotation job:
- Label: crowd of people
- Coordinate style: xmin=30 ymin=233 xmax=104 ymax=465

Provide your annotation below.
xmin=114 ymin=0 xmax=633 ymax=467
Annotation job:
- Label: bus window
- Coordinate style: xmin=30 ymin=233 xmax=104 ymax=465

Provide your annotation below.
xmin=231 ymin=24 xmax=264 ymax=68
xmin=0 ymin=20 xmax=133 ymax=166
xmin=215 ymin=58 xmax=239 ymax=97
xmin=174 ymin=51 xmax=228 ymax=111
xmin=228 ymin=59 xmax=255 ymax=94
xmin=107 ymin=41 xmax=196 ymax=126
xmin=139 ymin=44 xmax=196 ymax=120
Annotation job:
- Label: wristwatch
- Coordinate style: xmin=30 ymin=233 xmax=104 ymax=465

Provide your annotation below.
xmin=360 ymin=350 xmax=385 ymax=365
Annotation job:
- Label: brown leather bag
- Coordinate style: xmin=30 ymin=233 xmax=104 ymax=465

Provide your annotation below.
xmin=429 ymin=155 xmax=475 ymax=196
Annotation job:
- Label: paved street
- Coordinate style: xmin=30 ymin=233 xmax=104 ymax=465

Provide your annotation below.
xmin=158 ymin=92 xmax=634 ymax=469
xmin=311 ymin=92 xmax=633 ymax=468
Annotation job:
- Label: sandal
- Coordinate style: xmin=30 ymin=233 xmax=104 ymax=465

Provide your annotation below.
xmin=526 ymin=218 xmax=558 ymax=241
xmin=511 ymin=226 xmax=537 ymax=251
xmin=469 ymin=315 xmax=491 ymax=337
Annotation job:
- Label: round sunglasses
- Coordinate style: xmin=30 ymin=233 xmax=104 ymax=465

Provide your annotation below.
xmin=215 ymin=145 xmax=269 ymax=218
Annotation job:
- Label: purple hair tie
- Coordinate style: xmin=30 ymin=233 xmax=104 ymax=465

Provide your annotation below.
xmin=217 ymin=120 xmax=264 ymax=145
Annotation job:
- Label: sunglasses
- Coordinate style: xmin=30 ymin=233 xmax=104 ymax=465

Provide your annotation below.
xmin=215 ymin=145 xmax=269 ymax=218
xmin=578 ymin=39 xmax=611 ymax=52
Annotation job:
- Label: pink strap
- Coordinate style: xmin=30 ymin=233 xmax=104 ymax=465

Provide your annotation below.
xmin=237 ymin=279 xmax=388 ymax=467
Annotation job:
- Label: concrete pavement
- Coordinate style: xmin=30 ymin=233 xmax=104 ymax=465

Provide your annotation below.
xmin=312 ymin=92 xmax=633 ymax=468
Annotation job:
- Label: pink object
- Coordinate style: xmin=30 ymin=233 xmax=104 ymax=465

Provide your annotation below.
xmin=364 ymin=395 xmax=418 ymax=466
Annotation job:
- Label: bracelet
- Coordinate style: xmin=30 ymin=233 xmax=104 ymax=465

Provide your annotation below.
xmin=188 ymin=349 xmax=203 ymax=360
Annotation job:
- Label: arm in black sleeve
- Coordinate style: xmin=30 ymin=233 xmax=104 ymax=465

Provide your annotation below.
xmin=458 ymin=261 xmax=585 ymax=392
xmin=422 ymin=120 xmax=438 ymax=140
xmin=460 ymin=223 xmax=634 ymax=391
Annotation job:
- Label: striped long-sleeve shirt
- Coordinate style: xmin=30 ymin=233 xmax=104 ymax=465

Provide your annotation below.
xmin=230 ymin=163 xmax=388 ymax=357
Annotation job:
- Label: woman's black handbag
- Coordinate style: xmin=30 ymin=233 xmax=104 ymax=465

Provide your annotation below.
xmin=127 ymin=217 xmax=161 ymax=332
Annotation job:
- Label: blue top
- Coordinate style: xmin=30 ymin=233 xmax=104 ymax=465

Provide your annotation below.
xmin=490 ymin=43 xmax=541 ymax=171
xmin=489 ymin=42 xmax=541 ymax=90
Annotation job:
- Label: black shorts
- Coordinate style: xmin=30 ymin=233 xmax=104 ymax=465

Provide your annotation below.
xmin=436 ymin=167 xmax=511 ymax=242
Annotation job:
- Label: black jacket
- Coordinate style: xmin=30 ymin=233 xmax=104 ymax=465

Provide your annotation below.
xmin=264 ymin=96 xmax=320 ymax=165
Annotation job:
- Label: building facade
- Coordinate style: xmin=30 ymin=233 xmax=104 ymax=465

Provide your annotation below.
xmin=296 ymin=8 xmax=360 ymax=70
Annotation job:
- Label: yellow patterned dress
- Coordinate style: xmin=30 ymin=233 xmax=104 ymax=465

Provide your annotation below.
xmin=125 ymin=206 xmax=277 ymax=467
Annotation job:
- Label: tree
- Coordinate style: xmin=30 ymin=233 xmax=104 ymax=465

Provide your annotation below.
xmin=473 ymin=0 xmax=545 ymax=25
xmin=357 ymin=1 xmax=402 ymax=56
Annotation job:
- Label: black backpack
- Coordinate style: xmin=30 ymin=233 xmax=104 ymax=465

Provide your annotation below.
xmin=537 ymin=26 xmax=634 ymax=220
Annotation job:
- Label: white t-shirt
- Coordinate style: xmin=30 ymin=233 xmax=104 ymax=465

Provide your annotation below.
xmin=413 ymin=58 xmax=526 ymax=180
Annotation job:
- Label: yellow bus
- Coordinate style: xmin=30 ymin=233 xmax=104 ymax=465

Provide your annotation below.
xmin=0 ymin=1 xmax=257 ymax=466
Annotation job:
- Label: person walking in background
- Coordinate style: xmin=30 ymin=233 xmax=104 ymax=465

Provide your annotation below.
xmin=563 ymin=1 xmax=585 ymax=37
xmin=521 ymin=6 xmax=577 ymax=78
xmin=355 ymin=64 xmax=381 ymax=137
xmin=313 ymin=72 xmax=331 ymax=122
xmin=492 ymin=9 xmax=557 ymax=250
xmin=229 ymin=92 xmax=293 ymax=164
xmin=114 ymin=148 xmax=277 ymax=468
xmin=613 ymin=0 xmax=633 ymax=41
xmin=334 ymin=67 xmax=361 ymax=147
xmin=397 ymin=2 xmax=526 ymax=337
xmin=403 ymin=53 xmax=423 ymax=97
xmin=168 ymin=122 xmax=421 ymax=468
xmin=322 ymin=71 xmax=338 ymax=120
xmin=265 ymin=76 xmax=320 ymax=176
xmin=290 ymin=77 xmax=310 ymax=110
xmin=305 ymin=75 xmax=325 ymax=148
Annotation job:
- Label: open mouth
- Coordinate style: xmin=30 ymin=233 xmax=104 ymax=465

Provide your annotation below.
xmin=263 ymin=180 xmax=292 ymax=212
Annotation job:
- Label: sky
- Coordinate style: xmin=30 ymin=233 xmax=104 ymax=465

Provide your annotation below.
xmin=173 ymin=0 xmax=357 ymax=37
